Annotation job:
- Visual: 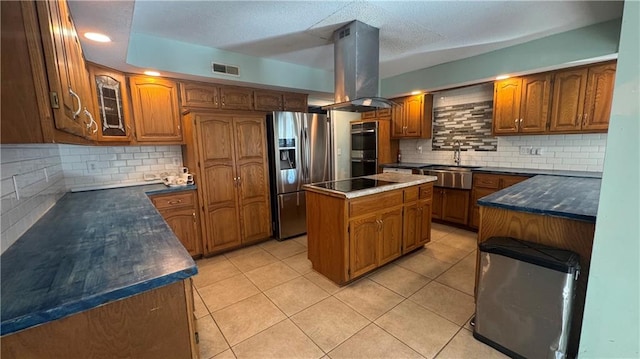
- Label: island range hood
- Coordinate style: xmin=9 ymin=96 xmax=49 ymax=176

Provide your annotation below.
xmin=323 ymin=21 xmax=395 ymax=113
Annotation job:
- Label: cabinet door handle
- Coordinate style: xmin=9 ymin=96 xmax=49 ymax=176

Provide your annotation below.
xmin=69 ymin=87 xmax=82 ymax=118
xmin=192 ymin=212 xmax=196 ymax=222
xmin=237 ymin=177 xmax=241 ymax=186
xmin=83 ymin=108 xmax=98 ymax=134
xmin=577 ymin=114 xmax=583 ymax=125
xmin=583 ymin=113 xmax=588 ymax=126
xmin=514 ymin=118 xmax=519 ymax=130
xmin=221 ymin=95 xmax=225 ymax=106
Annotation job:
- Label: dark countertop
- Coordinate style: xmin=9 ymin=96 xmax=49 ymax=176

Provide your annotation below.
xmin=381 ymin=162 xmax=602 ymax=178
xmin=473 ymin=166 xmax=602 ymax=178
xmin=0 ymin=184 xmax=198 ymax=336
xmin=478 ymin=175 xmax=601 ymax=223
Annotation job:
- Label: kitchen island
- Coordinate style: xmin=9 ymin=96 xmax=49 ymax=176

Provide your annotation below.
xmin=476 ymin=175 xmax=601 ymax=357
xmin=303 ymin=173 xmax=436 ymax=285
xmin=1 ymin=184 xmax=199 ymax=359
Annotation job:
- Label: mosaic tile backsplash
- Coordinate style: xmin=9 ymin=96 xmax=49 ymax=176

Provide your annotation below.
xmin=432 ymin=100 xmax=497 ymax=151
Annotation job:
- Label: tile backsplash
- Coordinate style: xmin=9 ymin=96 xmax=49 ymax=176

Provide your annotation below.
xmin=1 ymin=144 xmax=66 ymax=252
xmin=400 ymin=83 xmax=607 ymax=172
xmin=59 ymin=144 xmax=184 ymax=191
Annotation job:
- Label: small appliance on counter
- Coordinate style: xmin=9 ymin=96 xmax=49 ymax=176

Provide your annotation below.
xmin=267 ymin=111 xmax=332 ymax=240
xmin=161 ymin=167 xmax=194 ymax=187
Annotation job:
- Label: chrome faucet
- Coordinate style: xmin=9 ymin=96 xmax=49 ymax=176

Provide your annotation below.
xmin=453 ymin=141 xmax=461 ymax=166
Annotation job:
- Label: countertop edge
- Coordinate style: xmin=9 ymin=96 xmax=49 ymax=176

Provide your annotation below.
xmin=304 ymin=174 xmax=436 ymax=199
xmin=477 ymin=200 xmax=597 ymax=223
xmin=1 ymin=267 xmax=197 ymax=336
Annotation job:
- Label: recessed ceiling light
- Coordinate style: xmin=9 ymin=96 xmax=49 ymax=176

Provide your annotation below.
xmin=410 ymin=90 xmax=422 ymax=95
xmin=84 ymin=32 xmax=111 ymax=43
xmin=144 ymin=71 xmax=161 ymax=77
xmin=496 ymin=75 xmax=510 ymax=80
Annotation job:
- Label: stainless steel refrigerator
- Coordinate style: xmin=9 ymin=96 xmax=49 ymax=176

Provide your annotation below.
xmin=267 ymin=112 xmax=332 ymax=240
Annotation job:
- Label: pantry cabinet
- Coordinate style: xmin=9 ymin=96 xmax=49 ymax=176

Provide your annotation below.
xmin=129 ymin=76 xmax=183 ymax=143
xmin=150 ymin=190 xmax=202 ymax=257
xmin=550 ymin=62 xmax=616 ymax=133
xmin=391 ymin=94 xmax=433 ymax=139
xmin=493 ymin=73 xmax=551 ymax=135
xmin=188 ymin=112 xmax=271 ymax=255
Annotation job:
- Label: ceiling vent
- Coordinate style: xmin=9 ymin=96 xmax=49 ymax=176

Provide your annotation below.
xmin=212 ymin=62 xmax=240 ymax=76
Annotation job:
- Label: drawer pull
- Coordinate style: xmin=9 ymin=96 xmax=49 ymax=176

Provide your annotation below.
xmin=168 ymin=199 xmax=183 ymax=205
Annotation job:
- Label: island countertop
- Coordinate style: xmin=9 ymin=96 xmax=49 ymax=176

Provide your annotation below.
xmin=303 ymin=173 xmax=437 ymax=199
xmin=0 ymin=184 xmax=198 ymax=336
xmin=477 ymin=175 xmax=601 ymax=223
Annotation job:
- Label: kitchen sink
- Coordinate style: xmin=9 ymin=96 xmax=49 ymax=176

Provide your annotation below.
xmin=419 ymin=165 xmax=480 ymax=189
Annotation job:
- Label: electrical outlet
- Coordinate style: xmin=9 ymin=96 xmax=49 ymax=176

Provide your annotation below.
xmin=534 ymin=147 xmax=543 ymax=155
xmin=337 ymin=148 xmax=342 ymax=156
xmin=86 ymin=161 xmax=100 ymax=174
xmin=519 ymin=146 xmax=532 ymax=155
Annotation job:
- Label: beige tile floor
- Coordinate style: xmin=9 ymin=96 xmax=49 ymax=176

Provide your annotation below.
xmin=192 ymin=223 xmax=508 ymax=359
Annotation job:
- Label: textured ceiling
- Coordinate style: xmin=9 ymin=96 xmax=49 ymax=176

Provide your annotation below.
xmin=69 ymin=1 xmax=623 ymax=87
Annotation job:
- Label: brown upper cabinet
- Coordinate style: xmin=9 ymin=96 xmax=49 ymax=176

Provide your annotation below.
xmin=282 ymin=92 xmax=308 ymax=112
xmin=179 ymin=82 xmax=220 ymax=109
xmin=493 ymin=73 xmax=551 ymax=135
xmin=254 ymin=90 xmax=308 ymax=112
xmin=550 ymin=62 xmax=616 ymax=133
xmin=2 ymin=1 xmax=97 ymax=144
xmin=219 ymin=86 xmax=254 ymax=110
xmin=87 ymin=63 xmax=133 ymax=142
xmin=129 ymin=75 xmax=183 ymax=143
xmin=391 ymin=94 xmax=433 ymax=139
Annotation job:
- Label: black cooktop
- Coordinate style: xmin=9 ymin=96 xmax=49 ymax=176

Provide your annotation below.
xmin=313 ymin=178 xmax=396 ymax=193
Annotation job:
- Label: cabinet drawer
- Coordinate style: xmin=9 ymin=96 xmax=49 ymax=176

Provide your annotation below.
xmin=404 ymin=187 xmax=418 ymax=202
xmin=151 ymin=191 xmax=195 ymax=210
xmin=350 ymin=191 xmax=403 ymax=218
xmin=377 ymin=108 xmax=392 ymax=117
xmin=501 ymin=175 xmax=530 ymax=188
xmin=419 ymin=184 xmax=433 ymax=200
xmin=473 ymin=174 xmax=501 ymax=189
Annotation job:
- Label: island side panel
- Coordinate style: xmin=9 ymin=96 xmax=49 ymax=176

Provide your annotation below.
xmin=1 ymin=280 xmax=195 ymax=359
xmin=306 ymin=190 xmax=348 ymax=284
xmin=477 ymin=206 xmax=595 ymax=358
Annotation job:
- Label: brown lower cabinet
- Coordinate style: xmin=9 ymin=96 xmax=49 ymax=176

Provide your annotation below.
xmin=306 ymin=182 xmax=433 ymax=285
xmin=432 ymin=187 xmax=470 ymax=225
xmin=150 ymin=190 xmax=202 ymax=257
xmin=1 ymin=280 xmax=198 ymax=359
xmin=469 ymin=173 xmax=531 ymax=228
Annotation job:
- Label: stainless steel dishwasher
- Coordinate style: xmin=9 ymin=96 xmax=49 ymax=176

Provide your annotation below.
xmin=473 ymin=237 xmax=580 ymax=359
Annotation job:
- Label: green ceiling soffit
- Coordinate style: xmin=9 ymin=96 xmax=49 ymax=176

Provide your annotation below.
xmin=126 ymin=32 xmax=333 ymax=93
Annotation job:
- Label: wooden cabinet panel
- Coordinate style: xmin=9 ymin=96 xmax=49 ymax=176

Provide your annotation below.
xmin=283 ymin=92 xmax=307 ymax=112
xmin=417 ymin=200 xmax=432 ymax=246
xmin=254 ymin=90 xmax=283 ymax=111
xmin=160 ymin=207 xmax=200 ymax=257
xmin=179 ymin=82 xmax=219 ymax=109
xmin=469 ymin=173 xmax=532 ymax=229
xmin=150 ymin=190 xmax=202 ymax=257
xmin=379 ymin=208 xmax=404 ymax=265
xmin=350 ymin=191 xmax=403 ymax=217
xmin=403 ymin=203 xmax=419 ymax=252
xmin=191 ymin=113 xmax=271 ymax=254
xmin=220 ymin=86 xmax=253 ymax=110
xmin=441 ymin=188 xmax=469 ymax=225
xmin=493 ymin=78 xmax=521 ymax=134
xmin=88 ymin=63 xmax=132 ymax=142
xmin=432 ymin=188 xmax=443 ymax=220
xmin=129 ymin=76 xmax=182 ymax=142
xmin=550 ymin=68 xmax=588 ymax=132
xmin=493 ymin=74 xmax=550 ymax=135
xmin=361 ymin=111 xmax=377 ymax=119
xmin=583 ymin=63 xmax=616 ymax=131
xmin=404 ymin=95 xmax=424 ymax=136
xmin=350 ymin=215 xmax=380 ymax=278
xmin=519 ymin=74 xmax=551 ymax=133
xmin=390 ymin=94 xmax=432 ymax=138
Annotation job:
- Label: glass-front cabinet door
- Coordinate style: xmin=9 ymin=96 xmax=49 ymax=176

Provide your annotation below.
xmin=88 ymin=63 xmax=132 ymax=142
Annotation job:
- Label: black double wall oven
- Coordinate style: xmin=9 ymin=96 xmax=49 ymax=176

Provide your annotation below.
xmin=350 ymin=121 xmax=378 ymax=177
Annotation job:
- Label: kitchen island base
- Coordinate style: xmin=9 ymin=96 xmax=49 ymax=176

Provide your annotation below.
xmin=1 ymin=279 xmax=198 ymax=359
xmin=306 ymin=177 xmax=434 ymax=285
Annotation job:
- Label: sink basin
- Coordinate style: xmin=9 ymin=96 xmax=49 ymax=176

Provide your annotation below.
xmin=420 ymin=165 xmax=479 ymax=189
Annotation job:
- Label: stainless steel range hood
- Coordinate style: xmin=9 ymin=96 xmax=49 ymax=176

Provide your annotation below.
xmin=323 ymin=21 xmax=394 ymax=113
